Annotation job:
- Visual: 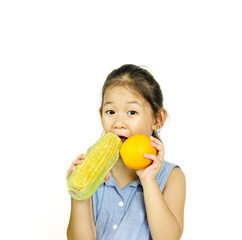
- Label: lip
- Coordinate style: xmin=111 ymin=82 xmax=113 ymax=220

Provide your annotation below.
xmin=118 ymin=136 xmax=128 ymax=143
xmin=111 ymin=132 xmax=128 ymax=143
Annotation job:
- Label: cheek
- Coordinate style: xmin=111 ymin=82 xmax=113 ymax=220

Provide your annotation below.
xmin=101 ymin=118 xmax=106 ymax=127
xmin=130 ymin=118 xmax=154 ymax=134
xmin=101 ymin=117 xmax=110 ymax=130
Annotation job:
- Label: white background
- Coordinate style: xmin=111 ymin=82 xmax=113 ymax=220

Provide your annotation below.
xmin=0 ymin=0 xmax=241 ymax=239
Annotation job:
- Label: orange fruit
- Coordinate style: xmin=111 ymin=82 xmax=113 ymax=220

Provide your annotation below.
xmin=120 ymin=134 xmax=157 ymax=169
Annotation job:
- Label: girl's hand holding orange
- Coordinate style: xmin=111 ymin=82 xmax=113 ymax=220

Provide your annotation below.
xmin=136 ymin=136 xmax=165 ymax=181
xmin=120 ymin=134 xmax=164 ymax=181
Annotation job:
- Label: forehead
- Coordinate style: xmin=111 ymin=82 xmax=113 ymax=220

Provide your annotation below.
xmin=103 ymin=86 xmax=145 ymax=103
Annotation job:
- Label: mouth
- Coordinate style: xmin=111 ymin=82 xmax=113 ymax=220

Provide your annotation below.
xmin=118 ymin=136 xmax=128 ymax=143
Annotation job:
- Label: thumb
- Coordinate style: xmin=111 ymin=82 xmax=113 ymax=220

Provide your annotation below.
xmin=102 ymin=172 xmax=111 ymax=183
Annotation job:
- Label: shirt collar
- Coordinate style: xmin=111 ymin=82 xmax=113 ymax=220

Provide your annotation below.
xmin=105 ymin=174 xmax=142 ymax=188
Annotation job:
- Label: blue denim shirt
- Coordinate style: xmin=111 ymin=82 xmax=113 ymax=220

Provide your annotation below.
xmin=92 ymin=160 xmax=179 ymax=240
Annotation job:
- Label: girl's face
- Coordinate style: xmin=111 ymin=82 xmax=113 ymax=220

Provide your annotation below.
xmin=100 ymin=86 xmax=159 ymax=142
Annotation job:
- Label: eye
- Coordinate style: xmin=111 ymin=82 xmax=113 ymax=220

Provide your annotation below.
xmin=127 ymin=110 xmax=137 ymax=115
xmin=106 ymin=110 xmax=115 ymax=114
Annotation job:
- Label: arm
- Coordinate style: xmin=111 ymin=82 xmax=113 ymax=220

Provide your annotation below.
xmin=141 ymin=168 xmax=186 ymax=240
xmin=137 ymin=137 xmax=186 ymax=240
xmin=66 ymin=154 xmax=96 ymax=240
xmin=67 ymin=197 xmax=96 ymax=240
xmin=66 ymin=154 xmax=111 ymax=240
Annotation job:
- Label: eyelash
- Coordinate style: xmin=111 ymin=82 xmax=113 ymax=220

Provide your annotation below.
xmin=127 ymin=110 xmax=137 ymax=115
xmin=105 ymin=110 xmax=137 ymax=115
xmin=106 ymin=110 xmax=115 ymax=114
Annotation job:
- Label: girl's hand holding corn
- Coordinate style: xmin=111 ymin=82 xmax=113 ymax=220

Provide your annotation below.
xmin=66 ymin=154 xmax=111 ymax=183
xmin=66 ymin=132 xmax=122 ymax=200
xmin=66 ymin=154 xmax=86 ymax=180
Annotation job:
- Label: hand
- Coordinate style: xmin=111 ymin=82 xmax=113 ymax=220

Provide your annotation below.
xmin=136 ymin=136 xmax=165 ymax=182
xmin=66 ymin=154 xmax=86 ymax=179
xmin=66 ymin=153 xmax=111 ymax=183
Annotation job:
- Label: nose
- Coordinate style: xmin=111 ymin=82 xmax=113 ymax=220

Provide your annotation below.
xmin=112 ymin=115 xmax=126 ymax=129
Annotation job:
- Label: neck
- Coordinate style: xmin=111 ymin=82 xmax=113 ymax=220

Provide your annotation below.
xmin=111 ymin=158 xmax=138 ymax=189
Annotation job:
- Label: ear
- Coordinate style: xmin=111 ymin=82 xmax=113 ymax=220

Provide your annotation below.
xmin=99 ymin=108 xmax=102 ymax=118
xmin=152 ymin=108 xmax=167 ymax=131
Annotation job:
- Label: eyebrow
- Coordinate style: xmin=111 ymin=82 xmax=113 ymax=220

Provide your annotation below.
xmin=103 ymin=101 xmax=114 ymax=106
xmin=103 ymin=101 xmax=142 ymax=106
xmin=126 ymin=101 xmax=142 ymax=106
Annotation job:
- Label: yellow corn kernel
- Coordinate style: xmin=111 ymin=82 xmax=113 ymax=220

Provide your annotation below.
xmin=71 ymin=133 xmax=122 ymax=191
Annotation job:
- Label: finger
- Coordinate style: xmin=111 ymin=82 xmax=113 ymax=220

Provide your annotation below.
xmin=150 ymin=137 xmax=165 ymax=158
xmin=144 ymin=153 xmax=158 ymax=161
xmin=71 ymin=159 xmax=82 ymax=168
xmin=151 ymin=141 xmax=164 ymax=152
xmin=67 ymin=158 xmax=84 ymax=179
xmin=102 ymin=172 xmax=111 ymax=183
xmin=104 ymin=172 xmax=111 ymax=181
xmin=78 ymin=154 xmax=86 ymax=160
xmin=73 ymin=153 xmax=86 ymax=165
xmin=144 ymin=154 xmax=163 ymax=167
xmin=150 ymin=135 xmax=163 ymax=143
xmin=150 ymin=136 xmax=164 ymax=151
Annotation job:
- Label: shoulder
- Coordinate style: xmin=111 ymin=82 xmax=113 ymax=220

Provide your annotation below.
xmin=156 ymin=160 xmax=181 ymax=192
xmin=163 ymin=167 xmax=186 ymax=197
xmin=169 ymin=167 xmax=185 ymax=183
xmin=167 ymin=167 xmax=185 ymax=184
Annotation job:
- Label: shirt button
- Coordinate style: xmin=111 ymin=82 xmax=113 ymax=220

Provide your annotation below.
xmin=118 ymin=201 xmax=124 ymax=207
xmin=113 ymin=224 xmax=117 ymax=230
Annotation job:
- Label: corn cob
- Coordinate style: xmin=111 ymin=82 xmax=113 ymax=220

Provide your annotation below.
xmin=66 ymin=133 xmax=122 ymax=200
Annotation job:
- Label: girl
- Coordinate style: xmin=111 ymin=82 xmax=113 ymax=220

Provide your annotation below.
xmin=66 ymin=64 xmax=186 ymax=240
